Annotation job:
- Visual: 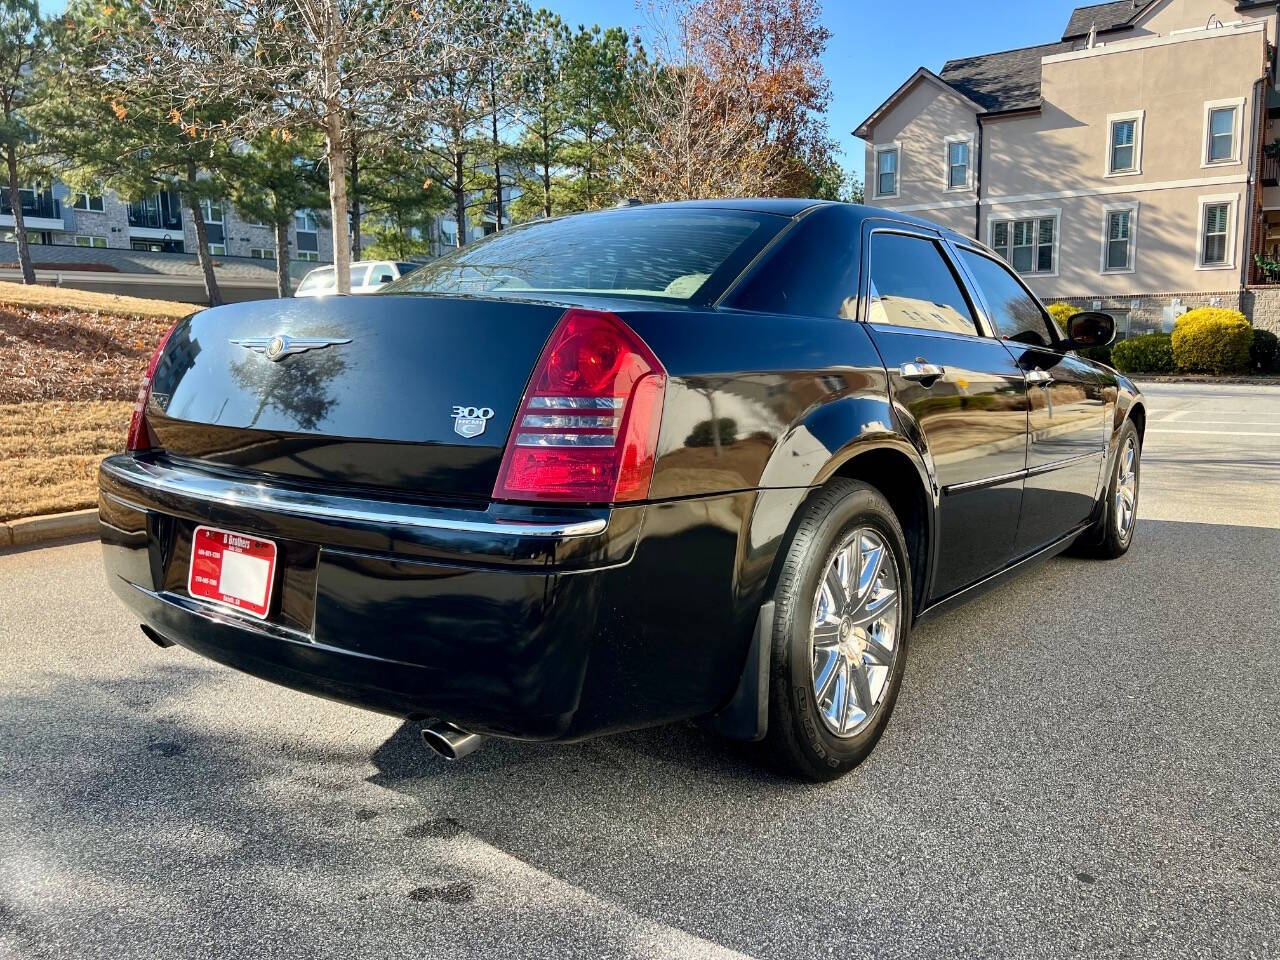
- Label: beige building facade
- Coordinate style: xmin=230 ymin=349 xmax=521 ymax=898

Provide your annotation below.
xmin=857 ymin=0 xmax=1280 ymax=335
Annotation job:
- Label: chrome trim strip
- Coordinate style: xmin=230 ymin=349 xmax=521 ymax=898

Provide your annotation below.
xmin=942 ymin=452 xmax=1102 ymax=495
xmin=942 ymin=468 xmax=1026 ymax=495
xmin=100 ymin=457 xmax=609 ymax=539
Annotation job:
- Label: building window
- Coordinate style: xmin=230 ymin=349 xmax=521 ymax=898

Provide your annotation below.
xmin=250 ymin=247 xmax=275 ymax=260
xmin=1101 ymin=205 xmax=1137 ymax=273
xmin=1203 ymin=99 xmax=1243 ymax=166
xmin=199 ymin=199 xmax=223 ymax=224
xmin=208 ymin=244 xmax=226 ymax=256
xmin=295 ymin=250 xmax=319 ymax=262
xmin=1198 ymin=197 xmax=1235 ymax=268
xmin=74 ymin=235 xmax=107 ymax=248
xmin=1107 ymin=112 xmax=1143 ymax=176
xmin=73 ymin=192 xmax=105 ymax=212
xmin=873 ymin=144 xmax=899 ymax=199
xmin=991 ymin=214 xmax=1058 ymax=276
xmin=946 ymin=139 xmax=970 ymax=190
xmin=294 ymin=209 xmax=317 ymax=233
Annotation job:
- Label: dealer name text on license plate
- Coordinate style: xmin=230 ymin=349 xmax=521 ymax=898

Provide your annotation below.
xmin=187 ymin=525 xmax=277 ymax=619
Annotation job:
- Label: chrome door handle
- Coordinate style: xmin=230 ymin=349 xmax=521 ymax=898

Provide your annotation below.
xmin=1026 ymin=368 xmax=1055 ymax=386
xmin=899 ymin=361 xmax=944 ymax=382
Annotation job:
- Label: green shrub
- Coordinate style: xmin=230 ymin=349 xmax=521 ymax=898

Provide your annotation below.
xmin=1111 ymin=333 xmax=1175 ymax=373
xmin=1171 ymin=308 xmax=1253 ymax=373
xmin=1046 ymin=302 xmax=1080 ymax=337
xmin=1250 ymin=329 xmax=1279 ymax=372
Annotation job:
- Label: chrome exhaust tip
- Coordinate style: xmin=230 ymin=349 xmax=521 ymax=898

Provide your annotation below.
xmin=421 ymin=721 xmax=487 ymax=761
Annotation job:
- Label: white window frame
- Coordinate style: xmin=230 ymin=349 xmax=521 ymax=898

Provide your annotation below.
xmin=944 ymin=134 xmax=974 ymax=192
xmin=872 ymin=142 xmax=901 ymax=200
xmin=208 ymin=243 xmax=226 ymax=256
xmin=72 ymin=192 xmax=105 ymax=213
xmin=199 ymin=199 xmax=224 ymax=225
xmin=74 ymin=234 xmax=107 ymax=248
xmin=249 ymin=247 xmax=276 ymax=260
xmin=1196 ymin=193 xmax=1238 ymax=270
xmin=1202 ymin=98 xmax=1245 ymax=167
xmin=1105 ymin=110 xmax=1144 ymax=178
xmin=1099 ymin=202 xmax=1139 ymax=274
xmin=295 ymin=250 xmax=319 ymax=262
xmin=987 ymin=208 xmax=1061 ymax=278
xmin=294 ymin=209 xmax=318 ymax=234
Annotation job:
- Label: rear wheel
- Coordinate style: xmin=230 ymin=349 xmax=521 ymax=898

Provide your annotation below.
xmin=764 ymin=480 xmax=912 ymax=782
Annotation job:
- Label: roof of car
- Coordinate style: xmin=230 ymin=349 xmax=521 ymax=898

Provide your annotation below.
xmin=632 ymin=198 xmax=832 ymax=217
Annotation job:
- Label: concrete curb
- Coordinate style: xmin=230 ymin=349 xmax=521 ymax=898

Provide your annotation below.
xmin=2 ymin=509 xmax=98 ymax=549
xmin=1130 ymin=374 xmax=1280 ymax=385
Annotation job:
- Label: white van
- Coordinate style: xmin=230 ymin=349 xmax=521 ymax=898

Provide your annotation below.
xmin=294 ymin=260 xmax=422 ymax=297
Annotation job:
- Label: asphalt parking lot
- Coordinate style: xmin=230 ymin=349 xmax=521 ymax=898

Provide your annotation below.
xmin=1 ymin=382 xmax=1277 ymax=960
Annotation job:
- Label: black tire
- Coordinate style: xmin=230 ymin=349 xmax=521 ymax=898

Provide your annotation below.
xmin=1078 ymin=419 xmax=1141 ymax=559
xmin=763 ymin=479 xmax=913 ymax=782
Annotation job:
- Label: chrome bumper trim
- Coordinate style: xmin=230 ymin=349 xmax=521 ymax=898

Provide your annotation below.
xmin=100 ymin=456 xmax=609 ymax=539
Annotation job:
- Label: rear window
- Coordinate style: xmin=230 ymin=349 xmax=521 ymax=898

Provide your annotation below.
xmin=296 ymin=267 xmax=334 ymax=295
xmin=381 ymin=208 xmax=780 ymax=302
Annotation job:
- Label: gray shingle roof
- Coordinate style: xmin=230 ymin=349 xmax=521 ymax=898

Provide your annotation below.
xmin=1061 ymin=1 xmax=1154 ymax=40
xmin=0 ymin=242 xmax=316 ymax=282
xmin=939 ymin=41 xmax=1075 ymax=113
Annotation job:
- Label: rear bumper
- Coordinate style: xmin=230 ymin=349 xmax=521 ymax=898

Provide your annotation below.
xmin=99 ymin=454 xmax=768 ymax=741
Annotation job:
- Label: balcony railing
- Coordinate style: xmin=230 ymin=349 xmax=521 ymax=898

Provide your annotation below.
xmin=0 ymin=190 xmax=61 ymax=221
xmin=127 ymin=193 xmax=183 ymax=231
xmin=1263 ymin=153 xmax=1280 ymax=187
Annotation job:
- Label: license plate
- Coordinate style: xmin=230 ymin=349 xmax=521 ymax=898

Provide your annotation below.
xmin=187 ymin=525 xmax=277 ymax=620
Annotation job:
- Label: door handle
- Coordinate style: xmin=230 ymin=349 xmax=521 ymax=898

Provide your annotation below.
xmin=1026 ymin=368 xmax=1055 ymax=386
xmin=899 ymin=361 xmax=945 ymax=383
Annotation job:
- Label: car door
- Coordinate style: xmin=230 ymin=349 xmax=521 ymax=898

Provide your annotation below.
xmin=860 ymin=227 xmax=1030 ymax=600
xmin=955 ymin=247 xmax=1108 ymax=554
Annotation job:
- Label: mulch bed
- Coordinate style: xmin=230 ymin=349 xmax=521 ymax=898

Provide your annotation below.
xmin=0 ymin=303 xmax=171 ymax=403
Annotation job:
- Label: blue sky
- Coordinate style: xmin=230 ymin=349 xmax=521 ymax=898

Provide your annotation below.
xmin=37 ymin=0 xmax=1078 ymax=182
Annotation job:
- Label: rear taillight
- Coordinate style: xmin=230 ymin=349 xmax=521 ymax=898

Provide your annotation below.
xmin=126 ymin=322 xmax=178 ymax=452
xmin=493 ymin=308 xmax=667 ymax=503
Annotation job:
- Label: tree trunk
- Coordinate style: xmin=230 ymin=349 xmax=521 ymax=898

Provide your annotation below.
xmin=324 ymin=107 xmax=351 ymax=294
xmin=453 ymin=148 xmax=466 ymax=248
xmin=274 ymin=219 xmax=292 ymax=298
xmin=350 ymin=134 xmax=362 ymax=260
xmin=4 ymin=145 xmax=35 ymax=285
xmin=541 ymin=156 xmax=552 ymax=218
xmin=491 ymin=108 xmax=503 ymax=231
xmin=185 ymin=163 xmax=222 ymax=307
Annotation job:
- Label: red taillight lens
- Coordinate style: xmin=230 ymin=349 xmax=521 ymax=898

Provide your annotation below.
xmin=493 ymin=308 xmax=667 ymax=503
xmin=126 ymin=322 xmax=178 ymax=452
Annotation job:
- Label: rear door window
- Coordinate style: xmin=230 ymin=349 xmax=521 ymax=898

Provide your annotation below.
xmin=867 ymin=232 xmax=978 ymax=335
xmin=958 ymin=249 xmax=1057 ymax=347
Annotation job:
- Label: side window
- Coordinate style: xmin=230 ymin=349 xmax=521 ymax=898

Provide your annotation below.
xmin=866 ymin=232 xmax=978 ymax=335
xmin=958 ymin=248 xmax=1058 ymax=347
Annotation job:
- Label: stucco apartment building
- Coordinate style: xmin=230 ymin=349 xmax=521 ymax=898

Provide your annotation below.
xmin=856 ymin=0 xmax=1280 ymax=335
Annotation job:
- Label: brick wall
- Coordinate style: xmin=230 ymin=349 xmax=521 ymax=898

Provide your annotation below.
xmin=1052 ymin=287 xmax=1280 ymax=336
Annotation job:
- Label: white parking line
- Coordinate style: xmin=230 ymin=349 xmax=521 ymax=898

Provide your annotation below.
xmin=1146 ymin=429 xmax=1280 ymax=437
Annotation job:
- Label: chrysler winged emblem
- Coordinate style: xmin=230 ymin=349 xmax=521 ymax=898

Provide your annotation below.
xmin=230 ymin=334 xmax=352 ymax=362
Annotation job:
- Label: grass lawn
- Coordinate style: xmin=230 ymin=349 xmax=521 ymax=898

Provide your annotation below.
xmin=0 ymin=283 xmax=198 ymax=523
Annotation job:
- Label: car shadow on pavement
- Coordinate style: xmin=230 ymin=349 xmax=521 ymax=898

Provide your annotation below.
xmin=3 ymin=519 xmax=1278 ymax=959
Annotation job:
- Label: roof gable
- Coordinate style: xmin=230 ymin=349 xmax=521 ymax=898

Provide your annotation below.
xmin=853 ymin=67 xmax=984 ymax=138
xmin=1061 ymin=0 xmax=1157 ymax=40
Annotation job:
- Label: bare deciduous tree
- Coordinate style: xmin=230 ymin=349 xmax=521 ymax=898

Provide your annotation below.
xmin=625 ymin=0 xmax=834 ymax=202
xmin=108 ymin=0 xmax=487 ymax=292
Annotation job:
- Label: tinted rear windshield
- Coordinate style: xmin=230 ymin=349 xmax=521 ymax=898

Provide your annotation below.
xmin=381 ymin=208 xmax=782 ymax=302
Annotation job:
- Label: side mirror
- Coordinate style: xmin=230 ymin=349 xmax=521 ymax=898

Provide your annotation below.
xmin=1065 ymin=311 xmax=1116 ymax=349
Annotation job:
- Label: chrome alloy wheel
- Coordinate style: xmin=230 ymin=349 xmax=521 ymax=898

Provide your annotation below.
xmin=1115 ymin=436 xmax=1138 ymax=540
xmin=810 ymin=528 xmax=901 ymax=738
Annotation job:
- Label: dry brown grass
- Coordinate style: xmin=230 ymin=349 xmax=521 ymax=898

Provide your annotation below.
xmin=0 ymin=280 xmax=197 ymax=320
xmin=0 ymin=401 xmax=131 ymax=521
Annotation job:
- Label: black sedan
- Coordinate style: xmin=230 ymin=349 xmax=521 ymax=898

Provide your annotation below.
xmin=99 ymin=200 xmax=1144 ymax=781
